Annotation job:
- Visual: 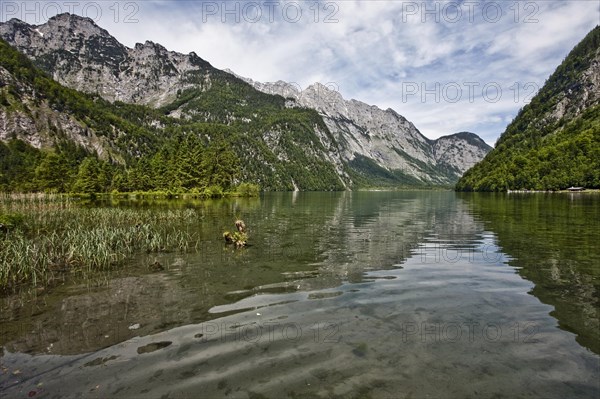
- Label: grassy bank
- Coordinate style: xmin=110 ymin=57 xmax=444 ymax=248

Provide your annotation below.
xmin=0 ymin=193 xmax=206 ymax=292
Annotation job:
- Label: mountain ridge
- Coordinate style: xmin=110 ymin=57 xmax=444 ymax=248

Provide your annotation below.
xmin=232 ymin=72 xmax=491 ymax=181
xmin=0 ymin=13 xmax=216 ymax=107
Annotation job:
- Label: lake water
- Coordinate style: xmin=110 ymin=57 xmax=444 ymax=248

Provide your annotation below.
xmin=1 ymin=192 xmax=598 ymax=398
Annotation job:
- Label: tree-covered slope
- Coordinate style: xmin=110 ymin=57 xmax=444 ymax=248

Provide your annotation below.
xmin=456 ymin=26 xmax=600 ymax=192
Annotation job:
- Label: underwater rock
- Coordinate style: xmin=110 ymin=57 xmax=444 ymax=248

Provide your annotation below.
xmin=148 ymin=261 xmax=164 ymax=271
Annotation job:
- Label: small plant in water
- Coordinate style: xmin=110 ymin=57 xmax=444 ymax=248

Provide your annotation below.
xmin=223 ymin=219 xmax=248 ymax=248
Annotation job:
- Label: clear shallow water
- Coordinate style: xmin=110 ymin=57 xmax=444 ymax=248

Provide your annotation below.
xmin=1 ymin=192 xmax=598 ymax=398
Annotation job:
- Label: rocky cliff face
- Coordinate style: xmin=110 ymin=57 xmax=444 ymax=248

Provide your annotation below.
xmin=542 ymin=46 xmax=600 ymax=125
xmin=0 ymin=61 xmax=110 ymax=157
xmin=1 ymin=13 xmax=491 ymax=186
xmin=433 ymin=132 xmax=491 ymax=175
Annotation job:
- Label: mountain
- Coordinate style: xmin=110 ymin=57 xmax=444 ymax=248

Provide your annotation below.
xmin=233 ymin=75 xmax=491 ymax=184
xmin=456 ymin=26 xmax=600 ymax=191
xmin=0 ymin=13 xmax=491 ymax=191
xmin=0 ymin=36 xmax=346 ymax=192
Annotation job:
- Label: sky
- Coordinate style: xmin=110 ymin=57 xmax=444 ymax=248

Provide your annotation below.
xmin=1 ymin=1 xmax=598 ymax=146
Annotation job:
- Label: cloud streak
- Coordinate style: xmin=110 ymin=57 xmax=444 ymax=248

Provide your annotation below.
xmin=1 ymin=0 xmax=598 ymax=145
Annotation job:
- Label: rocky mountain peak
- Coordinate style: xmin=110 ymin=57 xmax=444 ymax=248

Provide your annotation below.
xmin=0 ymin=19 xmax=34 ymax=48
xmin=383 ymin=108 xmax=407 ymax=121
xmin=135 ymin=40 xmax=167 ymax=52
xmin=300 ymin=83 xmax=346 ymax=113
xmin=433 ymin=132 xmax=492 ymax=174
xmin=0 ymin=13 xmax=127 ymax=65
xmin=33 ymin=13 xmax=119 ymax=55
xmin=0 ymin=14 xmax=216 ymax=106
xmin=43 ymin=12 xmax=107 ymax=36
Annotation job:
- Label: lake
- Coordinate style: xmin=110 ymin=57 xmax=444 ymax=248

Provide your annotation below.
xmin=1 ymin=191 xmax=598 ymax=398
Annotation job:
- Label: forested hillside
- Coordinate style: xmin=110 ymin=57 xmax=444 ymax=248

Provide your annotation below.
xmin=456 ymin=26 xmax=600 ymax=191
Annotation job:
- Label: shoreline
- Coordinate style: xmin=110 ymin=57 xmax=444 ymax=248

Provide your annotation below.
xmin=507 ymin=189 xmax=600 ymax=194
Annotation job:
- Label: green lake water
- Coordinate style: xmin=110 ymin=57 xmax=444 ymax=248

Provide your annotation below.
xmin=1 ymin=191 xmax=598 ymax=398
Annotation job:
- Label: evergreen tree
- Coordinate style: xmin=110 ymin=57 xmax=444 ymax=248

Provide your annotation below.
xmin=72 ymin=157 xmax=103 ymax=194
xmin=201 ymin=138 xmax=239 ymax=189
xmin=34 ymin=152 xmax=73 ymax=192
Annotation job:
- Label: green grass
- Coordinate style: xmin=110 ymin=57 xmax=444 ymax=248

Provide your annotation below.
xmin=0 ymin=193 xmax=202 ymax=292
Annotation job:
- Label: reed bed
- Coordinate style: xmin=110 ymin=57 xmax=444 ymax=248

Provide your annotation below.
xmin=0 ymin=194 xmax=201 ymax=291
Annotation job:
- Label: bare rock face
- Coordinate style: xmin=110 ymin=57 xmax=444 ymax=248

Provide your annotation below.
xmin=546 ymin=50 xmax=600 ymax=123
xmin=433 ymin=132 xmax=492 ymax=176
xmin=0 ymin=64 xmax=109 ymax=156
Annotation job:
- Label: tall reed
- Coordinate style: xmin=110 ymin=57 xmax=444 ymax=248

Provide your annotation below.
xmin=0 ymin=194 xmax=201 ymax=291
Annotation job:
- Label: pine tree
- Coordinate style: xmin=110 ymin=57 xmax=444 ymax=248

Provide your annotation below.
xmin=72 ymin=157 xmax=102 ymax=194
xmin=35 ymin=152 xmax=72 ymax=192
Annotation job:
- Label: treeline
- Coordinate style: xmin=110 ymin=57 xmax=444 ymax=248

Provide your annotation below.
xmin=0 ymin=135 xmax=249 ymax=196
xmin=456 ymin=105 xmax=600 ymax=191
xmin=456 ymin=26 xmax=600 ymax=192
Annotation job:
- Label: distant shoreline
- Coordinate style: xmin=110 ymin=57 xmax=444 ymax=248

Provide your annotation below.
xmin=506 ymin=189 xmax=600 ymax=194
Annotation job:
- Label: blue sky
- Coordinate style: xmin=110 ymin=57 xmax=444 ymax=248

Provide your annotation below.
xmin=1 ymin=1 xmax=598 ymax=145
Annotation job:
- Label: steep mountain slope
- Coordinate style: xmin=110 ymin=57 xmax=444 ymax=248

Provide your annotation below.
xmin=456 ymin=26 xmax=600 ymax=191
xmin=236 ymin=77 xmax=491 ymax=184
xmin=0 ymin=37 xmax=164 ymax=191
xmin=0 ymin=13 xmax=491 ymax=189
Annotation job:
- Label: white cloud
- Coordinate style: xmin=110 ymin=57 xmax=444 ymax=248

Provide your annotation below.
xmin=1 ymin=0 xmax=598 ymax=144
